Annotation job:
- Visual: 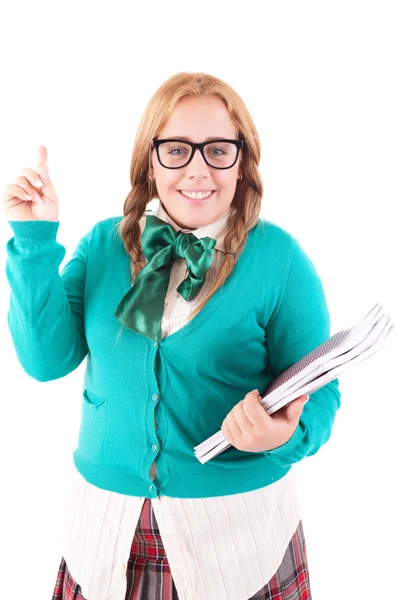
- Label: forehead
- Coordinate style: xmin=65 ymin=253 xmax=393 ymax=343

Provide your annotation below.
xmin=160 ymin=96 xmax=237 ymax=140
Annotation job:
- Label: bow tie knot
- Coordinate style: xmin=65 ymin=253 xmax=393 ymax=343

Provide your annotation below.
xmin=114 ymin=214 xmax=217 ymax=341
xmin=171 ymin=232 xmax=195 ymax=258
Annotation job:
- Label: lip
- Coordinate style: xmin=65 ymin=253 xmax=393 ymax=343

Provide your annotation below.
xmin=178 ymin=190 xmax=216 ymax=205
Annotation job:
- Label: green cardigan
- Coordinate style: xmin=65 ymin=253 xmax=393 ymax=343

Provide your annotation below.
xmin=5 ymin=216 xmax=341 ymax=498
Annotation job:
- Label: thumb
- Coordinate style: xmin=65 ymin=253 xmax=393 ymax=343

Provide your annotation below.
xmin=285 ymin=395 xmax=309 ymax=422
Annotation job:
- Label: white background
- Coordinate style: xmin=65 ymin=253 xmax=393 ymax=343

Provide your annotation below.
xmin=0 ymin=1 xmax=399 ymax=598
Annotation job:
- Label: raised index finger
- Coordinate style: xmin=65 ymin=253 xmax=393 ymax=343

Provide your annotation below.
xmin=36 ymin=144 xmax=50 ymax=183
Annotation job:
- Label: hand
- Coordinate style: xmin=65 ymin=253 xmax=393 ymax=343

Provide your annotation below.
xmin=2 ymin=144 xmax=59 ymax=222
xmin=221 ymin=389 xmax=309 ymax=453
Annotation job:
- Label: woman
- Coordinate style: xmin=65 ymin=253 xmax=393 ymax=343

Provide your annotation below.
xmin=4 ymin=71 xmax=341 ymax=599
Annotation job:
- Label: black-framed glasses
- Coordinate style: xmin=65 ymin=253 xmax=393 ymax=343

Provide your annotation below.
xmin=151 ymin=138 xmax=244 ymax=170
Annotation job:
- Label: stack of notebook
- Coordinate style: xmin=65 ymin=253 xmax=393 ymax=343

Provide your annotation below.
xmin=194 ymin=302 xmax=395 ymax=464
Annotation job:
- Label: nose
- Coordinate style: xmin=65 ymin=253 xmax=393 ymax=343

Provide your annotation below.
xmin=184 ymin=147 xmax=212 ymax=178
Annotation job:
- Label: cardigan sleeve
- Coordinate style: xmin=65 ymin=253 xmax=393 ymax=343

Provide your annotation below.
xmin=263 ymin=235 xmax=341 ymax=468
xmin=5 ymin=220 xmax=91 ymax=382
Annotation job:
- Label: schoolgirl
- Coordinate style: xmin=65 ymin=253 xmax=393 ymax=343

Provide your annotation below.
xmin=4 ymin=71 xmax=340 ymax=600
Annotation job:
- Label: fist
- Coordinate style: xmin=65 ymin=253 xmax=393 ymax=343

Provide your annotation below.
xmin=2 ymin=144 xmax=59 ymax=222
xmin=221 ymin=389 xmax=309 ymax=453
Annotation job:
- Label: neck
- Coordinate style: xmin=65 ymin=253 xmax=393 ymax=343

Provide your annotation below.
xmin=160 ymin=203 xmax=197 ymax=230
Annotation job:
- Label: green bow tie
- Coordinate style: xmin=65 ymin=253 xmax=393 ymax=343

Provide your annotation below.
xmin=114 ymin=214 xmax=217 ymax=341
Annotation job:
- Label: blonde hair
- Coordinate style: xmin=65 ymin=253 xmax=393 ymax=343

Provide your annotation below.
xmin=113 ymin=71 xmax=264 ymax=343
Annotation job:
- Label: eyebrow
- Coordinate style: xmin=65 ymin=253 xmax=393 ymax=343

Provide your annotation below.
xmin=163 ymin=135 xmax=234 ymax=142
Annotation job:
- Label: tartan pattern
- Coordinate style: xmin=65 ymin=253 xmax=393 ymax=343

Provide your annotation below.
xmin=52 ymin=559 xmax=85 ymax=600
xmin=52 ymin=497 xmax=312 ymax=600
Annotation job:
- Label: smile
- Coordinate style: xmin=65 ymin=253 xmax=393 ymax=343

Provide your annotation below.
xmin=177 ymin=190 xmax=216 ymax=204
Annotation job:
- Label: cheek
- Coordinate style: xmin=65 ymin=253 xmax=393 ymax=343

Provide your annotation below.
xmin=215 ymin=173 xmax=238 ymax=190
xmin=152 ymin=159 xmax=176 ymax=187
xmin=156 ymin=172 xmax=181 ymax=191
xmin=154 ymin=172 xmax=178 ymax=195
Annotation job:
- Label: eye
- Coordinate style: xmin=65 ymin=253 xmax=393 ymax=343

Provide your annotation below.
xmin=206 ymin=146 xmax=227 ymax=156
xmin=168 ymin=147 xmax=189 ymax=156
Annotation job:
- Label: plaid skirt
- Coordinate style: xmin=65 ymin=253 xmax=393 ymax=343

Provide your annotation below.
xmin=52 ymin=497 xmax=312 ymax=600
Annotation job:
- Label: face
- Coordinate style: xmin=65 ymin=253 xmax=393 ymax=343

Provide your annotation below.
xmin=150 ymin=95 xmax=242 ymax=230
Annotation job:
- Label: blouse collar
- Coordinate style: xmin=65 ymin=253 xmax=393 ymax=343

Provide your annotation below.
xmin=141 ymin=201 xmax=234 ymax=253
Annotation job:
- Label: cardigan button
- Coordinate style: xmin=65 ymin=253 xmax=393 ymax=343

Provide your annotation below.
xmin=153 ymin=341 xmax=158 ymax=348
xmin=152 ymin=393 xmax=159 ymax=402
xmin=152 ymin=443 xmax=159 ymax=452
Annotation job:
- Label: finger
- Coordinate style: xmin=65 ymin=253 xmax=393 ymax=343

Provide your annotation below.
xmin=14 ymin=176 xmax=43 ymax=204
xmin=243 ymin=390 xmax=271 ymax=428
xmin=222 ymin=422 xmax=235 ymax=445
xmin=279 ymin=398 xmax=306 ymax=424
xmin=36 ymin=144 xmax=50 ymax=183
xmin=289 ymin=397 xmax=308 ymax=416
xmin=21 ymin=167 xmax=45 ymax=190
xmin=224 ymin=412 xmax=242 ymax=441
xmin=233 ymin=401 xmax=255 ymax=432
xmin=273 ymin=393 xmax=307 ymax=417
xmin=5 ymin=182 xmax=41 ymax=204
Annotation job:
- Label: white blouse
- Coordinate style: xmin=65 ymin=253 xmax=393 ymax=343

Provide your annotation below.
xmin=60 ymin=201 xmax=303 ymax=600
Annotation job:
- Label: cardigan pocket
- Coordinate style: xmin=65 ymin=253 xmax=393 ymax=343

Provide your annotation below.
xmin=78 ymin=389 xmax=108 ymax=460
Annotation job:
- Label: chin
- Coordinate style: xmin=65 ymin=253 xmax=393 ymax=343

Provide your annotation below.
xmin=176 ymin=214 xmax=211 ymax=230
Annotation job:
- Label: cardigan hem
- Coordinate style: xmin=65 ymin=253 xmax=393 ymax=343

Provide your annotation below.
xmin=73 ymin=448 xmax=293 ymax=499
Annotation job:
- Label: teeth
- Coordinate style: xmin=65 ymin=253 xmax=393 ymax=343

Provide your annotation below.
xmin=180 ymin=190 xmax=213 ymax=200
